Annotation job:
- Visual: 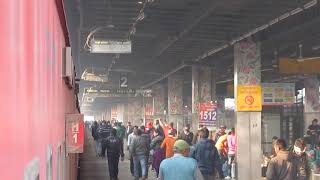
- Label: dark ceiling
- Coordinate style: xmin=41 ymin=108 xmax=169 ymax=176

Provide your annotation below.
xmin=64 ymin=0 xmax=320 ymax=113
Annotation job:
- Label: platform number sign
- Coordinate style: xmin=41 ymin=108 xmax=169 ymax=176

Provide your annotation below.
xmin=120 ymin=73 xmax=128 ymax=88
xmin=66 ymin=114 xmax=84 ymax=154
xmin=199 ymin=102 xmax=217 ymax=127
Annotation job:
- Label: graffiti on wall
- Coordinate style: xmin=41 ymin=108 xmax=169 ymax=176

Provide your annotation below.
xmin=305 ymin=76 xmax=320 ymax=112
xmin=192 ymin=67 xmax=200 ymax=114
xmin=234 ymin=38 xmax=261 ymax=85
xmin=153 ymin=85 xmax=165 ymax=115
xmin=168 ymin=74 xmax=183 ymax=114
xmin=128 ymin=97 xmax=143 ymax=123
xmin=200 ymin=67 xmax=212 ymax=102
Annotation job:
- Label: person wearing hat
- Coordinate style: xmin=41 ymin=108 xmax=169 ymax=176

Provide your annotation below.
xmin=159 ymin=140 xmax=204 ymax=180
xmin=161 ymin=129 xmax=177 ymax=158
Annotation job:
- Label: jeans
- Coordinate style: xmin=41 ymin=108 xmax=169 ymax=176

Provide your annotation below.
xmin=203 ymin=174 xmax=216 ymax=180
xmin=227 ymin=154 xmax=235 ymax=177
xmin=107 ymin=155 xmax=120 ymax=179
xmin=133 ymin=154 xmax=147 ymax=178
xmin=94 ymin=140 xmax=100 ymax=155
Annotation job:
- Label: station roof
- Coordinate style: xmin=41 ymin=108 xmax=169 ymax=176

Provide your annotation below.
xmin=64 ymin=0 xmax=320 ymax=112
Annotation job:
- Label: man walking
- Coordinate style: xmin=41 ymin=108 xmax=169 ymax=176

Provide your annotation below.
xmin=266 ymin=139 xmax=298 ymax=180
xmin=127 ymin=126 xmax=139 ymax=177
xmin=91 ymin=121 xmax=100 ymax=156
xmin=126 ymin=121 xmax=134 ymax=140
xmin=97 ymin=120 xmax=112 ymax=157
xmin=179 ymin=124 xmax=194 ymax=145
xmin=130 ymin=128 xmax=150 ymax=180
xmin=159 ymin=139 xmax=204 ymax=180
xmin=101 ymin=128 xmax=124 ymax=180
xmin=161 ymin=130 xmax=176 ymax=158
xmin=191 ymin=128 xmax=223 ymax=180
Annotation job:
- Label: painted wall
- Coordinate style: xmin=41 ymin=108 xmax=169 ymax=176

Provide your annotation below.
xmin=0 ymin=0 xmax=78 ymax=180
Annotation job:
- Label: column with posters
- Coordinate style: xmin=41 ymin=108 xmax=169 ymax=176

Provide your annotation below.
xmin=304 ymin=75 xmax=320 ymax=131
xmin=234 ymin=37 xmax=261 ymax=179
xmin=144 ymin=96 xmax=154 ymax=124
xmin=168 ymin=73 xmax=183 ymax=131
xmin=152 ymin=84 xmax=165 ymax=119
xmin=66 ymin=114 xmax=84 ymax=154
xmin=111 ymin=105 xmax=117 ymax=121
xmin=128 ymin=97 xmax=143 ymax=125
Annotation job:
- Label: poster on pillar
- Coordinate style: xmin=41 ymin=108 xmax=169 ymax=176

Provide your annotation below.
xmin=237 ymin=85 xmax=262 ymax=111
xmin=199 ymin=102 xmax=217 ymax=128
xmin=305 ymin=76 xmax=320 ymax=112
xmin=66 ymin=114 xmax=84 ymax=154
xmin=168 ymin=74 xmax=183 ymax=115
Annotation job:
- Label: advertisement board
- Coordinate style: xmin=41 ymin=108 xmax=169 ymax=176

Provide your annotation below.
xmin=262 ymin=83 xmax=295 ymax=105
xmin=66 ymin=114 xmax=84 ymax=154
xmin=199 ymin=102 xmax=217 ymax=127
xmin=237 ymin=85 xmax=262 ymax=111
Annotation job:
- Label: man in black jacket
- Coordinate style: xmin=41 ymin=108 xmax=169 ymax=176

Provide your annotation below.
xmin=101 ymin=128 xmax=124 ymax=180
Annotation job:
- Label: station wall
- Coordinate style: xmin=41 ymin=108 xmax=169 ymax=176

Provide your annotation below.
xmin=0 ymin=0 xmax=78 ymax=179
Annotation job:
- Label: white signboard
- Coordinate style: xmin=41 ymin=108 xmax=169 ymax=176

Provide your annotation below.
xmin=262 ymin=83 xmax=295 ymax=105
xmin=90 ymin=40 xmax=132 ymax=54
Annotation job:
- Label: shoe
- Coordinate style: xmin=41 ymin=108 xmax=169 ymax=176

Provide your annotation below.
xmin=225 ymin=176 xmax=231 ymax=179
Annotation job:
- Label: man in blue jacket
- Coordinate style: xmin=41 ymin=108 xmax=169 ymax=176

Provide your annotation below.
xmin=190 ymin=128 xmax=223 ymax=180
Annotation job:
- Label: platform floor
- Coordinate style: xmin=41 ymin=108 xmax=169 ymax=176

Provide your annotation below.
xmin=79 ymin=129 xmax=157 ymax=180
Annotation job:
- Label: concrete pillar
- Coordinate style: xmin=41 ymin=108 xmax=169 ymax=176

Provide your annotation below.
xmin=152 ymin=84 xmax=166 ymax=120
xmin=127 ymin=97 xmax=143 ymax=126
xmin=168 ymin=73 xmax=183 ymax=130
xmin=123 ymin=103 xmax=128 ymax=125
xmin=234 ymin=38 xmax=261 ymax=180
xmin=304 ymin=75 xmax=320 ymax=131
xmin=143 ymin=96 xmax=154 ymax=124
xmin=192 ymin=66 xmax=214 ymax=130
xmin=117 ymin=104 xmax=124 ymax=122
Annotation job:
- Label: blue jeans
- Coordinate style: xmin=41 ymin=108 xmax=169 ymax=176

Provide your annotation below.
xmin=95 ymin=140 xmax=101 ymax=156
xmin=133 ymin=154 xmax=147 ymax=178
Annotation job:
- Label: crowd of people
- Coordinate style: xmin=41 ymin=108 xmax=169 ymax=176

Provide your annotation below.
xmin=91 ymin=119 xmax=237 ymax=180
xmin=264 ymin=118 xmax=320 ymax=180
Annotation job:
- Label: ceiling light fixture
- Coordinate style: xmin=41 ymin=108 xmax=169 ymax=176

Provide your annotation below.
xmin=138 ymin=1 xmax=143 ymax=4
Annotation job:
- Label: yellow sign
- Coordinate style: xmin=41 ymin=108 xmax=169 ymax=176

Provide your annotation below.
xmin=237 ymin=85 xmax=262 ymax=112
xmin=279 ymin=57 xmax=320 ymax=74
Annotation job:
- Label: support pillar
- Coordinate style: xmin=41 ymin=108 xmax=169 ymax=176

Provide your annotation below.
xmin=152 ymin=84 xmax=166 ymax=120
xmin=143 ymin=96 xmax=154 ymax=124
xmin=192 ymin=66 xmax=215 ymax=130
xmin=304 ymin=75 xmax=320 ymax=132
xmin=127 ymin=96 xmax=143 ymax=125
xmin=168 ymin=73 xmax=183 ymax=130
xmin=234 ymin=38 xmax=261 ymax=180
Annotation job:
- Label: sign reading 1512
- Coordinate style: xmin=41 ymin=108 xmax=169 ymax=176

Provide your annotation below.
xmin=199 ymin=111 xmax=217 ymax=121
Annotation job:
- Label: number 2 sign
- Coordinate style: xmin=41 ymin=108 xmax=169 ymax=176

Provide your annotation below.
xmin=120 ymin=74 xmax=128 ymax=88
xmin=199 ymin=102 xmax=217 ymax=127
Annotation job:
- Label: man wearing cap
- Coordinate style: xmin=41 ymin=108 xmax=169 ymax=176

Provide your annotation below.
xmin=159 ymin=140 xmax=204 ymax=180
